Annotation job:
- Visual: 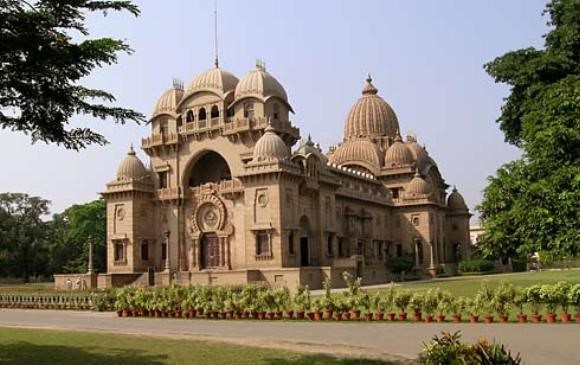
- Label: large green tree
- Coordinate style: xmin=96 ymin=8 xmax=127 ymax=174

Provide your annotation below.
xmin=0 ymin=193 xmax=50 ymax=282
xmin=0 ymin=0 xmax=144 ymax=150
xmin=478 ymin=0 xmax=580 ymax=259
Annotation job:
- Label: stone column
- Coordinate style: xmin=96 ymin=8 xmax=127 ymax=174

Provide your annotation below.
xmin=428 ymin=241 xmax=437 ymax=278
xmin=220 ymin=236 xmax=225 ymax=267
xmin=414 ymin=241 xmax=420 ymax=268
xmin=87 ymin=236 xmax=94 ymax=274
xmin=163 ymin=230 xmax=170 ymax=272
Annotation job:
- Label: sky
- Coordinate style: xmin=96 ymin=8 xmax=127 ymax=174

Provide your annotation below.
xmin=0 ymin=0 xmax=550 ymax=219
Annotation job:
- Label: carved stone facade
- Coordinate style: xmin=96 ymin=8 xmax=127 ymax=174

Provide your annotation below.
xmin=99 ymin=63 xmax=471 ymax=290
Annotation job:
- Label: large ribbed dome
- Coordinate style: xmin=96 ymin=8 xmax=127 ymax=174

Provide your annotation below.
xmin=252 ymin=125 xmax=290 ymax=162
xmin=343 ymin=76 xmax=399 ymax=141
xmin=407 ymin=171 xmax=432 ymax=195
xmin=329 ymin=139 xmax=383 ymax=170
xmin=186 ymin=67 xmax=239 ymax=95
xmin=116 ymin=146 xmax=149 ymax=181
xmin=448 ymin=187 xmax=468 ymax=211
xmin=385 ymin=136 xmax=413 ymax=168
xmin=235 ymin=64 xmax=288 ymax=102
xmin=152 ymin=82 xmax=184 ymax=117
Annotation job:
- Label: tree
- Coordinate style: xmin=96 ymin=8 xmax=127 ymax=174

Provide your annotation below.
xmin=48 ymin=199 xmax=107 ymax=273
xmin=478 ymin=0 xmax=580 ymax=259
xmin=0 ymin=193 xmax=50 ymax=282
xmin=0 ymin=0 xmax=145 ymax=150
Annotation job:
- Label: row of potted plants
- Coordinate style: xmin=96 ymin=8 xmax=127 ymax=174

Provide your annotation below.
xmin=109 ymin=273 xmax=580 ymax=324
xmin=0 ymin=293 xmax=93 ymax=310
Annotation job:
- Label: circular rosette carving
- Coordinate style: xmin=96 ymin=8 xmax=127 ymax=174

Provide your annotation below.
xmin=191 ymin=194 xmax=226 ymax=233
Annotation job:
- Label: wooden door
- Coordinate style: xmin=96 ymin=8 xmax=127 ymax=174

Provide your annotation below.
xmin=201 ymin=233 xmax=220 ymax=269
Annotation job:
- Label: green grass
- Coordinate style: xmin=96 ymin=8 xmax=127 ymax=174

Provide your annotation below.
xmin=0 ymin=328 xmax=395 ymax=365
xmin=374 ymin=270 xmax=580 ymax=297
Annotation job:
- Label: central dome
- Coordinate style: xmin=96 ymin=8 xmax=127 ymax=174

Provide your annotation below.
xmin=186 ymin=67 xmax=239 ymax=96
xmin=235 ymin=64 xmax=288 ymax=102
xmin=343 ymin=76 xmax=399 ymax=141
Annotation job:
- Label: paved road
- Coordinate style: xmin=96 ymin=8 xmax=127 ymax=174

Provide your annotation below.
xmin=0 ymin=310 xmax=578 ymax=364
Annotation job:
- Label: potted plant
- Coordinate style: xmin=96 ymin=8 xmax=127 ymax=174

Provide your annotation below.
xmin=553 ymin=282 xmax=571 ymax=323
xmin=409 ymin=292 xmax=424 ymax=322
xmin=381 ymin=285 xmax=396 ymax=321
xmin=312 ymin=298 xmax=323 ymax=321
xmin=448 ymin=297 xmax=465 ymax=323
xmin=477 ymin=282 xmax=495 ymax=323
xmin=394 ymin=290 xmax=412 ymax=321
xmin=435 ymin=291 xmax=452 ymax=323
xmin=422 ymin=290 xmax=438 ymax=323
xmin=293 ymin=285 xmax=310 ymax=320
xmin=513 ymin=288 xmax=527 ymax=323
xmin=321 ymin=278 xmax=334 ymax=319
xmin=466 ymin=296 xmax=482 ymax=323
xmin=332 ymin=296 xmax=344 ymax=321
xmin=372 ymin=293 xmax=384 ymax=320
xmin=358 ymin=292 xmax=372 ymax=321
xmin=525 ymin=285 xmax=543 ymax=323
xmin=540 ymin=284 xmax=560 ymax=323
xmin=568 ymin=283 xmax=580 ymax=323
xmin=494 ymin=282 xmax=515 ymax=323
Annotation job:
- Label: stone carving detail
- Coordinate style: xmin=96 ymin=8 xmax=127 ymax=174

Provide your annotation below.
xmin=191 ymin=193 xmax=226 ymax=234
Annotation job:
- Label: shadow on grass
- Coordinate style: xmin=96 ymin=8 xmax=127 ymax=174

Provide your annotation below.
xmin=263 ymin=355 xmax=406 ymax=365
xmin=0 ymin=342 xmax=167 ymax=365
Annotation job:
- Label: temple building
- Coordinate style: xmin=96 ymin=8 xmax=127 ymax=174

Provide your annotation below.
xmin=97 ymin=61 xmax=471 ymax=289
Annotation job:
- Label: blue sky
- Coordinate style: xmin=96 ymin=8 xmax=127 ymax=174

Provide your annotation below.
xmin=0 ymin=0 xmax=549 ymax=218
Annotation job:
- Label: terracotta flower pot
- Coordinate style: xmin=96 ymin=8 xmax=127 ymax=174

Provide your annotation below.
xmin=546 ymin=313 xmax=556 ymax=323
xmin=413 ymin=312 xmax=422 ymax=322
xmin=560 ymin=313 xmax=571 ymax=323
xmin=352 ymin=310 xmax=361 ymax=320
xmin=314 ymin=311 xmax=323 ymax=321
xmin=116 ymin=310 xmax=123 ymax=317
xmin=424 ymin=314 xmax=433 ymax=323
xmin=285 ymin=311 xmax=294 ymax=319
xmin=220 ymin=312 xmax=228 ymax=319
xmin=484 ymin=315 xmax=494 ymax=323
xmin=436 ymin=314 xmax=445 ymax=323
xmin=469 ymin=315 xmax=479 ymax=323
xmin=398 ymin=312 xmax=407 ymax=321
xmin=386 ymin=312 xmax=396 ymax=321
xmin=575 ymin=313 xmax=580 ymax=323
xmin=306 ymin=312 xmax=315 ymax=320
xmin=242 ymin=311 xmax=250 ymax=319
xmin=296 ymin=311 xmax=305 ymax=320
xmin=532 ymin=314 xmax=542 ymax=323
xmin=122 ymin=310 xmax=129 ymax=317
xmin=452 ymin=314 xmax=461 ymax=323
xmin=499 ymin=314 xmax=508 ymax=323
xmin=364 ymin=313 xmax=373 ymax=321
xmin=342 ymin=311 xmax=351 ymax=320
xmin=258 ymin=312 xmax=266 ymax=320
xmin=265 ymin=312 xmax=273 ymax=320
xmin=375 ymin=312 xmax=384 ymax=321
xmin=333 ymin=312 xmax=342 ymax=321
xmin=517 ymin=314 xmax=527 ymax=323
xmin=250 ymin=312 xmax=259 ymax=319
xmin=324 ymin=310 xmax=333 ymax=319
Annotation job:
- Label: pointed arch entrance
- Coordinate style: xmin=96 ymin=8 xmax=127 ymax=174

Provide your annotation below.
xmin=299 ymin=216 xmax=311 ymax=266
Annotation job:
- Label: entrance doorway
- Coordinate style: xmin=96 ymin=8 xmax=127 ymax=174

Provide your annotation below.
xmin=300 ymin=237 xmax=310 ymax=266
xmin=201 ymin=233 xmax=220 ymax=269
xmin=147 ymin=267 xmax=155 ymax=286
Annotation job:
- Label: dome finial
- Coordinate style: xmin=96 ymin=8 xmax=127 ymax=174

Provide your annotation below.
xmin=265 ymin=118 xmax=275 ymax=132
xmin=452 ymin=185 xmax=457 ymax=192
xmin=366 ymin=72 xmax=372 ymax=83
xmin=128 ymin=144 xmax=135 ymax=155
xmin=362 ymin=73 xmax=378 ymax=95
xmin=414 ymin=167 xmax=421 ymax=178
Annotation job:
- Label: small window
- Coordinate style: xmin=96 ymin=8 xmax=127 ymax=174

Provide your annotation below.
xmin=186 ymin=111 xmax=194 ymax=123
xmin=338 ymin=237 xmax=344 ymax=257
xmin=210 ymin=105 xmax=219 ymax=119
xmin=114 ymin=242 xmax=124 ymax=261
xmin=199 ymin=107 xmax=207 ymax=120
xmin=141 ymin=241 xmax=149 ymax=261
xmin=160 ymin=120 xmax=168 ymax=136
xmin=327 ymin=235 xmax=333 ymax=256
xmin=288 ymin=232 xmax=295 ymax=255
xmin=396 ymin=244 xmax=403 ymax=257
xmin=161 ymin=242 xmax=167 ymax=261
xmin=158 ymin=172 xmax=168 ymax=189
xmin=273 ymin=103 xmax=280 ymax=120
xmin=243 ymin=102 xmax=254 ymax=119
xmin=416 ymin=240 xmax=424 ymax=265
xmin=391 ymin=188 xmax=399 ymax=199
xmin=256 ymin=231 xmax=270 ymax=255
xmin=412 ymin=216 xmax=420 ymax=226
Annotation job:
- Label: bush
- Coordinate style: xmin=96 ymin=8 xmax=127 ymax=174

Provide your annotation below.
xmin=386 ymin=255 xmax=414 ymax=274
xmin=511 ymin=259 xmax=527 ymax=272
xmin=458 ymin=259 xmax=495 ymax=273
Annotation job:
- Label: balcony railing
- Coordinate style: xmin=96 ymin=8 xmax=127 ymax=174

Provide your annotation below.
xmin=179 ymin=116 xmax=299 ymax=137
xmin=142 ymin=133 xmax=179 ymax=149
xmin=156 ymin=187 xmax=180 ymax=200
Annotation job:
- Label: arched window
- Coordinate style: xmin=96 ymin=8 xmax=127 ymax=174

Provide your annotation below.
xmin=415 ymin=240 xmax=424 ymax=265
xmin=186 ymin=110 xmax=194 ymax=123
xmin=288 ymin=232 xmax=295 ymax=255
xmin=210 ymin=105 xmax=219 ymax=119
xmin=226 ymin=108 xmax=234 ymax=118
xmin=273 ymin=103 xmax=280 ymax=120
xmin=199 ymin=107 xmax=207 ymax=121
xmin=327 ymin=234 xmax=333 ymax=256
xmin=243 ymin=102 xmax=254 ymax=119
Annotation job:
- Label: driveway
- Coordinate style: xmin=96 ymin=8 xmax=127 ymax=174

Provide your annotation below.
xmin=0 ymin=310 xmax=578 ymax=364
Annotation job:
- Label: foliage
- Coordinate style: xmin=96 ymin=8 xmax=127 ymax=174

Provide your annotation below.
xmin=0 ymin=0 xmax=145 ymax=150
xmin=493 ymin=282 xmax=516 ymax=315
xmin=409 ymin=292 xmax=424 ymax=314
xmin=478 ymin=0 xmax=580 ymax=260
xmin=385 ymin=255 xmax=414 ymax=274
xmin=569 ymin=283 xmax=580 ymax=313
xmin=422 ymin=289 xmax=439 ymax=316
xmin=458 ymin=259 xmax=495 ymax=273
xmin=524 ymin=285 xmax=543 ymax=314
xmin=394 ymin=290 xmax=412 ymax=313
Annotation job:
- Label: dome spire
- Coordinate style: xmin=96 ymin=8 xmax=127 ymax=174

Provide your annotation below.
xmin=362 ymin=73 xmax=378 ymax=95
xmin=128 ymin=144 xmax=135 ymax=156
xmin=213 ymin=0 xmax=219 ymax=68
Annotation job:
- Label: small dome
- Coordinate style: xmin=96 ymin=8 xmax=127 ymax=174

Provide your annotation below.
xmin=186 ymin=67 xmax=239 ymax=95
xmin=384 ymin=136 xmax=413 ymax=167
xmin=343 ymin=75 xmax=399 ymax=141
xmin=294 ymin=135 xmax=328 ymax=162
xmin=235 ymin=63 xmax=288 ymax=102
xmin=407 ymin=170 xmax=431 ymax=195
xmin=252 ymin=125 xmax=290 ymax=162
xmin=328 ymin=139 xmax=383 ymax=170
xmin=405 ymin=136 xmax=432 ymax=172
xmin=448 ymin=186 xmax=468 ymax=211
xmin=116 ymin=145 xmax=148 ymax=181
xmin=152 ymin=81 xmax=184 ymax=117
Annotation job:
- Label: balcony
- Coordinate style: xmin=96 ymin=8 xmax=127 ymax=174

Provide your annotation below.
xmin=141 ymin=133 xmax=180 ymax=152
xmin=156 ymin=187 xmax=180 ymax=201
xmin=188 ymin=179 xmax=244 ymax=199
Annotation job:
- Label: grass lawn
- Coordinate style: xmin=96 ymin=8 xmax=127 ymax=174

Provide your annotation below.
xmin=0 ymin=328 xmax=394 ymax=365
xmin=374 ymin=270 xmax=580 ymax=297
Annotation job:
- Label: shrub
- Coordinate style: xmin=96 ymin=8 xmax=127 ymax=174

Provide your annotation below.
xmin=458 ymin=259 xmax=495 ymax=273
xmin=409 ymin=292 xmax=424 ymax=314
xmin=524 ymin=285 xmax=543 ymax=315
xmin=493 ymin=281 xmax=515 ymax=316
xmin=511 ymin=259 xmax=527 ymax=272
xmin=569 ymin=284 xmax=580 ymax=314
xmin=394 ymin=290 xmax=412 ymax=313
xmin=386 ymin=256 xmax=414 ymax=274
xmin=423 ymin=289 xmax=439 ymax=316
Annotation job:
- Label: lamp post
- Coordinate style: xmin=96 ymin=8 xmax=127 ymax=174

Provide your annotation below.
xmin=164 ymin=229 xmax=170 ymax=272
xmin=87 ymin=236 xmax=94 ymax=274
